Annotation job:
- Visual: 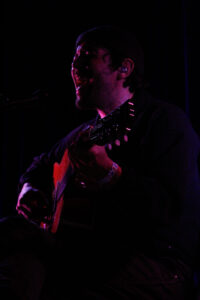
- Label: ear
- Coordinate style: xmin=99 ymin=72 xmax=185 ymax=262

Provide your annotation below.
xmin=117 ymin=58 xmax=135 ymax=79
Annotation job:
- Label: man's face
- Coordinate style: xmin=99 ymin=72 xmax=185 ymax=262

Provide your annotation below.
xmin=71 ymin=42 xmax=118 ymax=111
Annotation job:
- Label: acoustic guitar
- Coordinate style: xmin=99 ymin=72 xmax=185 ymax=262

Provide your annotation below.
xmin=40 ymin=99 xmax=135 ymax=233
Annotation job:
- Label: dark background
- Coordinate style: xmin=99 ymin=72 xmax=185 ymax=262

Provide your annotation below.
xmin=1 ymin=0 xmax=199 ymax=217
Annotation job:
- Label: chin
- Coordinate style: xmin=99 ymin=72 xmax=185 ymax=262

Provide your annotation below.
xmin=75 ymin=96 xmax=89 ymax=111
xmin=75 ymin=91 xmax=95 ymax=110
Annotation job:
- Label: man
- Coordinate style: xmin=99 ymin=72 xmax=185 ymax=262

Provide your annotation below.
xmin=1 ymin=25 xmax=200 ymax=299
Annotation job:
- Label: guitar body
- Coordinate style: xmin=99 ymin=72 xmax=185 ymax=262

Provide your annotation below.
xmin=51 ymin=149 xmax=70 ymax=233
xmin=44 ymin=149 xmax=71 ymax=233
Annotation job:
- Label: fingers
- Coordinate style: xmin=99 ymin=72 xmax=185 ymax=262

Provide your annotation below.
xmin=16 ymin=202 xmax=31 ymax=213
xmin=17 ymin=206 xmax=30 ymax=221
xmin=17 ymin=203 xmax=49 ymax=225
xmin=70 ymin=125 xmax=92 ymax=152
xmin=17 ymin=204 xmax=36 ymax=223
xmin=16 ymin=189 xmax=50 ymax=225
xmin=69 ymin=152 xmax=88 ymax=170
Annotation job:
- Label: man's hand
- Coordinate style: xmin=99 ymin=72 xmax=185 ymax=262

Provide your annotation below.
xmin=16 ymin=183 xmax=50 ymax=225
xmin=68 ymin=128 xmax=122 ymax=188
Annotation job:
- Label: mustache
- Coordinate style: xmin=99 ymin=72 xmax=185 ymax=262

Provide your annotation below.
xmin=71 ymin=63 xmax=93 ymax=79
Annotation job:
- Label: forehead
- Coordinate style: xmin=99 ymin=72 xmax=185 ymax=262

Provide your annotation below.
xmin=75 ymin=42 xmax=108 ymax=54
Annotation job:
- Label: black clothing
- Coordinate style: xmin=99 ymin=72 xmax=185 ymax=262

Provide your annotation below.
xmin=19 ymin=89 xmax=200 ymax=265
xmin=1 ymin=89 xmax=200 ymax=299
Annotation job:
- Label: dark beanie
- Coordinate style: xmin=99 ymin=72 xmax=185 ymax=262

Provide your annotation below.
xmin=75 ymin=25 xmax=144 ymax=78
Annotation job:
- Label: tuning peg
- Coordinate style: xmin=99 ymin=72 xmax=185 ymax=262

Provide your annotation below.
xmin=107 ymin=143 xmax=112 ymax=151
xmin=115 ymin=139 xmax=121 ymax=146
xmin=124 ymin=134 xmax=128 ymax=142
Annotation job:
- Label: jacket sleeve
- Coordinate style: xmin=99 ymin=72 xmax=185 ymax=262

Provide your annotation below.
xmin=93 ymin=105 xmax=199 ymax=264
xmin=18 ymin=151 xmax=55 ymax=201
xmin=105 ymin=105 xmax=200 ymax=232
xmin=18 ymin=123 xmax=87 ymax=202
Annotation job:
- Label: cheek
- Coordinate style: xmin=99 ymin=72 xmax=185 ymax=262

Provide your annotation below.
xmin=90 ymin=64 xmax=116 ymax=91
xmin=98 ymin=73 xmax=116 ymax=90
xmin=94 ymin=68 xmax=112 ymax=83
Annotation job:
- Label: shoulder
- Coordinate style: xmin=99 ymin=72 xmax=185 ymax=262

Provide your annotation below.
xmin=134 ymin=90 xmax=200 ymax=159
xmin=48 ymin=118 xmax=97 ymax=162
xmin=142 ymin=90 xmax=198 ymax=139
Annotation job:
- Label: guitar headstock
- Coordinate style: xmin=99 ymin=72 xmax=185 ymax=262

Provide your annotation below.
xmin=89 ymin=99 xmax=135 ymax=146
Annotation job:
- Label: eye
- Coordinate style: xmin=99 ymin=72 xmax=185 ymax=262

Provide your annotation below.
xmin=83 ymin=49 xmax=98 ymax=59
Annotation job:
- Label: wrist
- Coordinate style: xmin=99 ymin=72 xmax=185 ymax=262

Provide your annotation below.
xmin=97 ymin=162 xmax=122 ymax=186
xmin=18 ymin=183 xmax=38 ymax=201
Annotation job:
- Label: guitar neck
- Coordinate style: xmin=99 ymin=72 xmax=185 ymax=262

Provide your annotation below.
xmin=88 ymin=98 xmax=134 ymax=146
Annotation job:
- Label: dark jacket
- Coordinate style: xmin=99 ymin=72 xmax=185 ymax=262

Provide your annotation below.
xmin=19 ymin=89 xmax=200 ymax=270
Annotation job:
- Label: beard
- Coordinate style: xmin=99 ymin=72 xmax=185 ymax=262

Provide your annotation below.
xmin=74 ymin=75 xmax=113 ymax=112
xmin=75 ymin=91 xmax=95 ymax=111
xmin=75 ymin=82 xmax=99 ymax=111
